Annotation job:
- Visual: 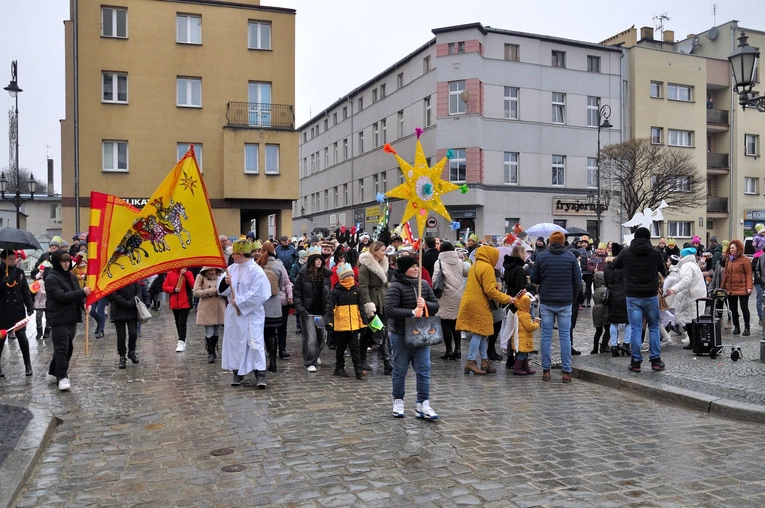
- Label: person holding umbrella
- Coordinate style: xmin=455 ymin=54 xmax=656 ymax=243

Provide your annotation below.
xmin=0 ymin=250 xmax=34 ymax=377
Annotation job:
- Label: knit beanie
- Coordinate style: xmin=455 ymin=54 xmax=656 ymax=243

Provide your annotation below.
xmin=549 ymin=231 xmax=565 ymax=245
xmin=635 ymin=227 xmax=651 ymax=239
xmin=397 ymin=255 xmax=419 ymax=274
xmin=336 ymin=263 xmax=354 ymax=280
xmin=680 ymin=247 xmax=697 ymax=258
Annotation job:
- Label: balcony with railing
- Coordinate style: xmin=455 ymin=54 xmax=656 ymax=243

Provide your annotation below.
xmin=707 ymin=196 xmax=729 ymax=217
xmin=706 ymin=108 xmax=729 ymax=132
xmin=226 ymin=102 xmax=295 ymax=130
xmin=707 ymin=153 xmax=729 ymax=174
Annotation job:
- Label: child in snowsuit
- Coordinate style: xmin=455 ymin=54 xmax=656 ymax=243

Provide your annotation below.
xmin=512 ymin=293 xmax=539 ymax=375
xmin=324 ymin=263 xmax=369 ymax=380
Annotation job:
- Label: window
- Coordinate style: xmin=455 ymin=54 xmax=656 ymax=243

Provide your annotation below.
xmin=176 ymin=14 xmax=201 ymax=44
xmin=102 ymin=72 xmax=127 ymax=103
xmin=343 ymin=139 xmax=348 ymax=160
xmin=448 ymin=43 xmax=455 ymax=55
xmin=373 ymin=123 xmax=379 ymax=148
xmin=398 ymin=111 xmax=404 ymax=138
xmin=651 ymin=127 xmax=663 ymax=144
xmin=650 ymin=81 xmax=662 ymax=98
xmin=248 ymin=21 xmax=271 ymax=50
xmin=265 ymin=144 xmax=279 ymax=174
xmin=380 ymin=84 xmax=386 ymax=98
xmin=668 ymin=221 xmax=692 ymax=237
xmin=343 ymin=184 xmax=348 ymax=206
xmin=103 ymin=141 xmax=128 ymax=172
xmin=177 ymin=77 xmax=201 ymax=107
xmin=177 ymin=143 xmax=202 ymax=171
xmin=381 ymin=119 xmax=387 ymax=143
xmin=423 ymin=56 xmax=431 ymax=73
xmin=551 ymin=50 xmax=566 ymax=68
xmin=552 ymin=155 xmax=565 ymax=186
xmin=552 ymin=92 xmax=565 ymax=124
xmin=244 ymin=144 xmax=258 ymax=174
xmin=504 ymin=152 xmax=518 ymax=184
xmin=669 ymin=176 xmax=691 ymax=192
xmin=449 ymin=149 xmax=466 ymax=182
xmin=101 ymin=7 xmax=127 ymax=38
xmin=382 ymin=172 xmax=387 ymax=192
xmin=373 ymin=174 xmax=379 ymax=194
xmin=334 ymin=187 xmax=339 ymax=208
xmin=587 ymin=157 xmax=598 ymax=188
xmin=359 ymin=179 xmax=364 ymax=202
xmin=397 ymin=73 xmax=404 ymax=89
xmin=333 ymin=112 xmax=337 ymax=125
xmin=310 ymin=154 xmax=315 ymax=174
xmin=343 ymin=107 xmax=348 ymax=120
xmin=650 ymin=221 xmax=662 ymax=238
xmin=358 ymin=97 xmax=363 ymax=111
xmin=586 ymin=96 xmax=599 ymax=127
xmin=358 ymin=131 xmax=364 ymax=154
xmin=315 ymin=151 xmax=320 ymax=172
xmin=449 ymin=81 xmax=466 ymax=115
xmin=504 ymin=43 xmax=519 ymax=61
xmin=372 ymin=89 xmax=378 ymax=104
xmin=323 ymin=118 xmax=328 ymax=131
xmin=324 ymin=147 xmax=329 ymax=167
xmin=504 ymin=87 xmax=518 ymax=120
xmin=424 ymin=96 xmax=432 ymax=127
xmin=745 ymin=134 xmax=759 ymax=156
xmin=587 ymin=55 xmax=601 ymax=72
xmin=310 ymin=127 xmax=314 ymax=139
xmin=333 ymin=142 xmax=338 ymax=164
xmin=745 ymin=177 xmax=758 ymax=194
xmin=668 ymin=129 xmax=693 ymax=147
xmin=667 ymin=84 xmax=692 ymax=102
xmin=458 ymin=41 xmax=465 ymax=53
xmin=302 ymin=132 xmax=307 ymax=143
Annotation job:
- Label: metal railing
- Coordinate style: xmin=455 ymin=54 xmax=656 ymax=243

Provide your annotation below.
xmin=707 ymin=153 xmax=729 ymax=170
xmin=707 ymin=196 xmax=728 ymax=213
xmin=226 ymin=102 xmax=295 ymax=129
xmin=706 ymin=108 xmax=729 ymax=125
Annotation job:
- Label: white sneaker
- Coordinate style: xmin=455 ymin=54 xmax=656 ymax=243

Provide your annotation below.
xmin=175 ymin=340 xmax=186 ymax=352
xmin=316 ymin=357 xmax=321 ymax=366
xmin=415 ymin=400 xmax=439 ymax=420
xmin=46 ymin=374 xmax=58 ymax=384
xmin=640 ymin=342 xmax=650 ymax=352
xmin=58 ymin=377 xmax=71 ymax=391
xmin=307 ymin=365 xmax=317 ymax=373
xmin=392 ymin=399 xmax=405 ymax=418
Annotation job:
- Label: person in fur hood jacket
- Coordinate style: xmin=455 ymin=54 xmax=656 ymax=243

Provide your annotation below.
xmin=358 ymin=241 xmax=392 ymax=374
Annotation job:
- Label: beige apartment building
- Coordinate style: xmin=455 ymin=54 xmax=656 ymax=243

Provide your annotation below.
xmin=61 ymin=0 xmax=298 ymax=240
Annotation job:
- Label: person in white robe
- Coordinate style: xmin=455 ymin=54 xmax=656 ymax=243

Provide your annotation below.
xmin=219 ymin=238 xmax=272 ymax=388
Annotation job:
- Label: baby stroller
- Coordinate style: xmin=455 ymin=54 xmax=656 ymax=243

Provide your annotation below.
xmin=147 ymin=273 xmax=166 ymax=311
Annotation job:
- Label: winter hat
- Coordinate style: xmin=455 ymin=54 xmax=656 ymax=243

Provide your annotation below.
xmin=310 ymin=235 xmax=320 ymax=244
xmin=245 ymin=231 xmax=256 ymax=240
xmin=468 ymin=234 xmax=479 ymax=243
xmin=709 ymin=235 xmax=718 ymax=243
xmin=722 ymin=240 xmax=729 ymax=251
xmin=611 ymin=242 xmax=623 ymax=256
xmin=536 ymin=236 xmax=545 ymax=243
xmin=336 ymin=262 xmax=354 ymax=280
xmin=634 ymin=227 xmax=651 ymax=239
xmin=691 ymin=235 xmax=701 ymax=244
xmin=757 ymin=224 xmax=765 ymax=234
xmin=549 ymin=231 xmax=565 ymax=245
xmin=50 ymin=236 xmax=63 ymax=247
xmin=298 ymin=250 xmax=308 ymax=260
xmin=397 ymin=255 xmax=419 ymax=274
xmin=680 ymin=247 xmax=697 ymax=258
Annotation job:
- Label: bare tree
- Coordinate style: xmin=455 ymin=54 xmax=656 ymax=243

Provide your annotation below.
xmin=0 ymin=167 xmax=48 ymax=195
xmin=600 ymin=138 xmax=705 ymax=224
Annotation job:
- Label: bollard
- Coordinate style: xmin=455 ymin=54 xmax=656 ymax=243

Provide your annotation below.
xmin=761 ymin=340 xmax=765 ymax=364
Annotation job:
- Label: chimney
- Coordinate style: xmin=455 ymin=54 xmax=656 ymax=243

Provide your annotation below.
xmin=47 ymin=158 xmax=54 ymax=196
xmin=663 ymin=30 xmax=675 ymax=43
xmin=640 ymin=27 xmax=654 ymax=40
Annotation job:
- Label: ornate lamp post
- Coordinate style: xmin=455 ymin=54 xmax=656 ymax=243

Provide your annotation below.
xmin=589 ymin=99 xmax=613 ymax=242
xmin=728 ymin=31 xmax=764 ymax=112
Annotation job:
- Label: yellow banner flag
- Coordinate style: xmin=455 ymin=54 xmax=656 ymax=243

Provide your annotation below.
xmin=86 ymin=147 xmax=225 ymax=304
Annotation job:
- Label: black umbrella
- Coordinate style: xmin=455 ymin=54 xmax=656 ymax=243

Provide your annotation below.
xmin=565 ymin=226 xmax=591 ymax=236
xmin=0 ymin=227 xmax=43 ymax=251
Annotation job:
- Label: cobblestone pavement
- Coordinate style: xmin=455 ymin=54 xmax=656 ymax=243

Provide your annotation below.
xmin=0 ymin=404 xmax=33 ymax=468
xmin=1 ymin=303 xmax=765 ymax=506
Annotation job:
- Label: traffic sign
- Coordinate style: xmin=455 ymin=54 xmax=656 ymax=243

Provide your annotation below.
xmin=426 ymin=216 xmax=438 ymax=228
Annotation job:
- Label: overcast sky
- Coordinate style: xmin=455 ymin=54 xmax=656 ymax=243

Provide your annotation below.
xmin=1 ymin=0 xmax=762 ymax=194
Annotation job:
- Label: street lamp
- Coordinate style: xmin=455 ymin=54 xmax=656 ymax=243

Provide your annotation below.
xmin=2 ymin=60 xmax=35 ymax=229
xmin=594 ymin=99 xmax=612 ymax=242
xmin=728 ymin=30 xmax=764 ymax=112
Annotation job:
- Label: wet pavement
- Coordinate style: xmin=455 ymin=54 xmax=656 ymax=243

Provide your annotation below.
xmin=1 ymin=301 xmax=765 ymax=506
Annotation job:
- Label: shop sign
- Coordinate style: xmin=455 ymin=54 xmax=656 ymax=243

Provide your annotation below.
xmin=552 ymin=196 xmax=603 ymax=216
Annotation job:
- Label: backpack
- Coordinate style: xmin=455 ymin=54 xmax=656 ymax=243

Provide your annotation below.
xmin=432 ymin=260 xmax=445 ymax=298
xmin=264 ymin=264 xmax=280 ymax=297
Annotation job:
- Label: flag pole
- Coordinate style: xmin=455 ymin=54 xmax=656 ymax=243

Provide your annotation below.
xmin=85 ymin=305 xmax=90 ymax=355
xmin=225 ymin=269 xmax=242 ymax=316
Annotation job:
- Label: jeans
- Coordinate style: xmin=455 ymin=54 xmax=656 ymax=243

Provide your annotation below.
xmin=626 ymin=296 xmax=661 ymax=361
xmin=114 ymin=319 xmax=137 ymax=356
xmin=756 ymin=283 xmax=763 ymax=320
xmin=172 ymin=308 xmax=190 ymax=341
xmin=89 ymin=298 xmax=107 ymax=332
xmin=300 ymin=313 xmax=325 ymax=367
xmin=389 ymin=332 xmax=431 ymax=403
xmin=203 ymin=325 xmax=220 ymax=339
xmin=609 ymin=323 xmax=632 ymax=346
xmin=467 ymin=333 xmax=488 ymax=361
xmin=540 ymin=303 xmax=572 ymax=373
xmin=49 ymin=324 xmax=77 ymax=380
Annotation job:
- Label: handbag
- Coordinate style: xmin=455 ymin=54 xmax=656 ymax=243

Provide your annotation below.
xmin=403 ymin=305 xmax=443 ymax=348
xmin=135 ymin=296 xmax=152 ymax=324
xmin=432 ymin=260 xmax=445 ymax=298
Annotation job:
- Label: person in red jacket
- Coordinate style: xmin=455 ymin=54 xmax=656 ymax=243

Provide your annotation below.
xmin=163 ymin=268 xmax=195 ymax=352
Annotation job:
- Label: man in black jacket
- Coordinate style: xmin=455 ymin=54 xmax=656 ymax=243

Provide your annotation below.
xmin=421 ymin=236 xmax=439 ymax=276
xmin=612 ymin=227 xmax=667 ymax=373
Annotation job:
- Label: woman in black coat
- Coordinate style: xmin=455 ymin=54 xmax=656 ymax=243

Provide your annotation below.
xmin=604 ymin=243 xmax=631 ymax=357
xmin=45 ymin=249 xmax=90 ymax=391
xmin=0 ymin=250 xmax=34 ymax=377
xmin=293 ymin=253 xmax=332 ymax=370
xmin=108 ymin=282 xmax=140 ymax=369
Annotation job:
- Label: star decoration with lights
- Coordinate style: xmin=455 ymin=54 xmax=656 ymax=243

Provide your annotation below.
xmin=384 ymin=134 xmax=460 ymax=236
xmin=179 ymin=170 xmax=198 ymax=196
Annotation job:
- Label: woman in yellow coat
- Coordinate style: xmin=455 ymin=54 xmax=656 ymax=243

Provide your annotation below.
xmin=456 ymin=246 xmax=513 ymax=375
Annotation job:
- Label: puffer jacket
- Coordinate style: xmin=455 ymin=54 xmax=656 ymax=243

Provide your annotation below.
xmin=514 ymin=294 xmax=539 ymax=353
xmin=44 ymin=250 xmax=87 ymax=326
xmin=193 ymin=267 xmax=226 ymax=326
xmin=324 ymin=279 xmax=368 ymax=332
xmin=530 ymin=243 xmax=582 ymax=306
xmin=108 ymin=282 xmax=140 ymax=321
xmin=358 ymin=251 xmax=389 ymax=317
xmin=668 ymin=254 xmax=708 ymax=326
xmin=612 ymin=237 xmax=667 ymax=298
xmin=432 ymin=250 xmax=468 ymax=320
xmin=384 ymin=271 xmax=439 ymax=336
xmin=293 ymin=255 xmax=332 ymax=316
xmin=456 ymin=246 xmax=512 ymax=337
xmin=721 ymin=253 xmax=752 ymax=296
xmin=591 ymin=271 xmax=609 ymax=328
xmin=502 ymin=255 xmax=527 ymax=297
xmin=604 ymin=261 xmax=628 ymax=324
xmin=0 ymin=261 xmax=33 ymax=329
xmin=163 ymin=269 xmax=195 ymax=309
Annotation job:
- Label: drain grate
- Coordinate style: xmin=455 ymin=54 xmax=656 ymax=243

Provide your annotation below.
xmin=221 ymin=464 xmax=247 ymax=473
xmin=211 ymin=448 xmax=234 ymax=456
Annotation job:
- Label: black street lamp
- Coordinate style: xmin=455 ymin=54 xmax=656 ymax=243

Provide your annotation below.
xmin=728 ymin=30 xmax=764 ymax=112
xmin=2 ymin=60 xmax=35 ymax=228
xmin=593 ymin=99 xmax=612 ymax=243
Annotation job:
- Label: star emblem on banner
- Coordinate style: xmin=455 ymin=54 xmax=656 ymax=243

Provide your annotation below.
xmin=179 ymin=170 xmax=198 ymax=196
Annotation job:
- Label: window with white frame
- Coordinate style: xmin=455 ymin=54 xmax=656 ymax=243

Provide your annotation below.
xmin=551 ymin=50 xmax=566 ymax=68
xmin=651 ymin=127 xmax=663 ymax=144
xmin=358 ymin=131 xmax=364 ymax=154
xmin=745 ymin=177 xmax=758 ymax=194
xmin=650 ymin=81 xmax=662 ymax=98
xmin=381 ymin=119 xmax=387 ymax=143
xmin=177 ymin=77 xmax=201 ymax=107
xmin=552 ymin=155 xmax=565 ymax=186
xmin=586 ymin=96 xmax=599 ymax=127
xmin=424 ymin=96 xmax=432 ymax=127
xmin=587 ymin=157 xmax=598 ymax=188
xmin=587 ymin=55 xmax=601 ymax=72
xmin=449 ymin=149 xmax=467 ymax=182
xmin=504 ymin=87 xmax=518 ymax=120
xmin=265 ymin=144 xmax=279 ymax=174
xmin=101 ymin=7 xmax=127 ymax=38
xmin=177 ymin=143 xmax=202 ymax=171
xmin=398 ymin=111 xmax=404 ymax=138
xmin=102 ymin=72 xmax=128 ymax=103
xmin=667 ymin=84 xmax=692 ymax=102
xmin=504 ymin=152 xmax=518 ymax=184
xmin=504 ymin=43 xmax=519 ymax=61
xmin=668 ymin=221 xmax=692 ymax=237
xmin=449 ymin=81 xmax=466 ymax=115
xmin=333 ymin=142 xmax=338 ymax=164
xmin=343 ymin=139 xmax=348 ymax=160
xmin=103 ymin=141 xmax=128 ymax=172
xmin=248 ymin=21 xmax=271 ymax=50
xmin=552 ymin=92 xmax=565 ymax=124
xmin=373 ymin=123 xmax=379 ymax=148
xmin=176 ymin=14 xmax=201 ymax=44
xmin=668 ymin=129 xmax=693 ymax=147
xmin=669 ymin=176 xmax=691 ymax=192
xmin=244 ymin=143 xmax=258 ymax=174
xmin=650 ymin=221 xmax=662 ymax=238
xmin=745 ymin=134 xmax=759 ymax=156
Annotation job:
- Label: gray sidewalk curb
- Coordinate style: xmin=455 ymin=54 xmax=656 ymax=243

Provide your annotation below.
xmin=0 ymin=404 xmax=59 ymax=508
xmin=573 ymin=365 xmax=765 ymax=424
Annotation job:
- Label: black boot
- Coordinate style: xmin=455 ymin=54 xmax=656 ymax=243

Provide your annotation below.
xmin=354 ymin=366 xmax=367 ymax=380
xmin=255 ymin=370 xmax=267 ymax=389
xmin=451 ymin=339 xmax=462 ymax=360
xmin=205 ymin=337 xmax=215 ymax=364
xmin=119 ymin=356 xmax=127 ymax=369
xmin=440 ymin=333 xmax=453 ymax=359
xmin=36 ymin=327 xmax=43 ymax=340
xmin=600 ymin=331 xmax=611 ymax=353
xmin=128 ymin=350 xmax=139 ymax=364
xmin=210 ymin=336 xmax=218 ymax=361
xmin=265 ymin=331 xmax=277 ymax=373
xmin=611 ymin=346 xmax=621 ymax=357
xmin=590 ymin=336 xmax=600 ymax=355
xmin=383 ymin=359 xmax=392 ymax=375
xmin=487 ymin=335 xmax=503 ymax=361
xmin=268 ymin=351 xmax=277 ymax=373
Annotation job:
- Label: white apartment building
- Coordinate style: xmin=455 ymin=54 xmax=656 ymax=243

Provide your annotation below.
xmin=294 ymin=22 xmax=624 ymax=242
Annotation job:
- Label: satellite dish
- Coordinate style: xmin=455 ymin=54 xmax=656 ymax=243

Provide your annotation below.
xmin=692 ymin=36 xmax=700 ymax=47
xmin=460 ymin=90 xmax=471 ymax=102
xmin=707 ymin=26 xmax=718 ymax=40
xmin=678 ymin=40 xmax=694 ymax=55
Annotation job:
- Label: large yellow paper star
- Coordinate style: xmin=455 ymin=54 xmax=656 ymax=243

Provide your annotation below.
xmin=385 ymin=139 xmax=460 ymax=236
